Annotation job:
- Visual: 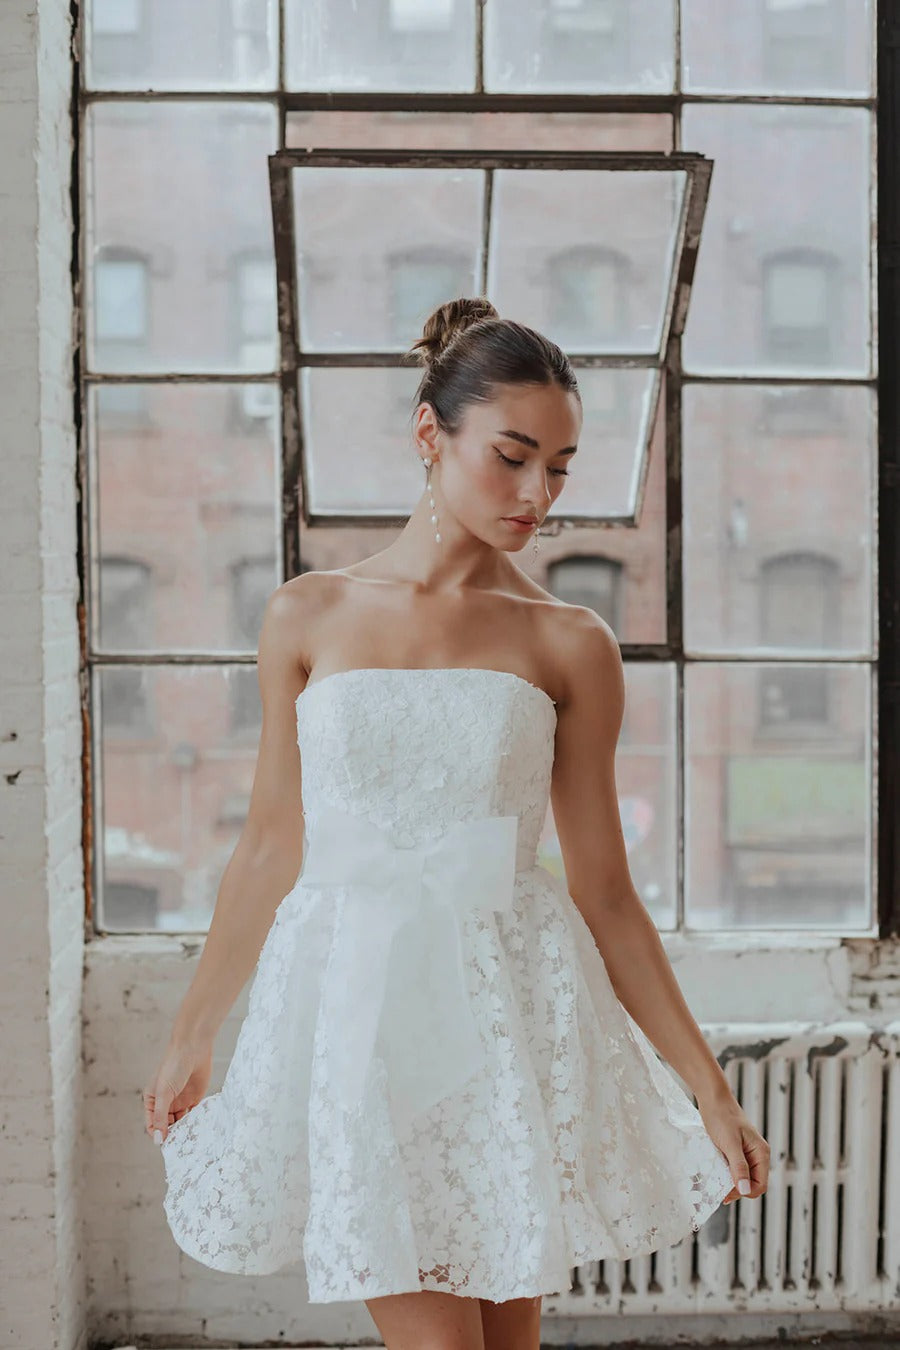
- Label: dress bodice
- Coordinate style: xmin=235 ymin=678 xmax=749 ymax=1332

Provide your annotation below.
xmin=295 ymin=666 xmax=558 ymax=873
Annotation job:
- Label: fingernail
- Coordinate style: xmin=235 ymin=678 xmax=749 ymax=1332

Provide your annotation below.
xmin=153 ymin=1128 xmax=163 ymax=1145
xmin=738 ymin=1178 xmax=750 ymax=1195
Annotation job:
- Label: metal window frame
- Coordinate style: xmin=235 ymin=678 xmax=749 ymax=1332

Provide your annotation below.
xmin=877 ymin=0 xmax=896 ymax=934
xmin=268 ymin=145 xmax=712 ymax=565
xmin=74 ymin=0 xmax=883 ymax=937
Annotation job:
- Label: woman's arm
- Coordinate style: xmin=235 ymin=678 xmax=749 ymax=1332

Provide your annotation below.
xmin=169 ymin=580 xmax=312 ymax=1051
xmin=549 ymin=610 xmax=732 ymax=1107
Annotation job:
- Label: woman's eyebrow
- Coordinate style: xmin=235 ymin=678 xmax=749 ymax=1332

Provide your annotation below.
xmin=498 ymin=428 xmax=578 ymax=455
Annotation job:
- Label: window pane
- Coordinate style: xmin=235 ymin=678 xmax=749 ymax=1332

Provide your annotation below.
xmin=292 ymin=167 xmax=483 ymax=352
xmin=84 ymin=0 xmax=279 ymax=90
xmin=681 ymin=105 xmax=871 ymax=376
xmin=618 ymin=664 xmax=679 ymax=926
xmin=489 ymin=168 xmax=686 ymax=355
xmin=85 ymin=101 xmax=278 ymax=373
xmin=559 ymin=368 xmax=657 ymax=518
xmin=542 ymin=664 xmax=677 ymax=925
xmin=285 ymin=0 xmax=476 ymax=91
xmin=301 ymin=366 xmax=429 ymax=514
xmin=685 ymin=662 xmax=872 ymax=931
xmin=682 ymin=0 xmax=873 ymax=96
xmin=683 ymin=384 xmax=875 ymax=656
xmin=91 ymin=384 xmax=279 ymax=651
xmin=98 ymin=665 xmax=265 ymax=931
xmin=619 ymin=663 xmax=677 ymax=929
xmin=484 ymin=0 xmax=675 ymax=92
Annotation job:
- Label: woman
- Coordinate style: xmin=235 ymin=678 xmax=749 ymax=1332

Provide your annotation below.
xmin=144 ymin=297 xmax=769 ymax=1350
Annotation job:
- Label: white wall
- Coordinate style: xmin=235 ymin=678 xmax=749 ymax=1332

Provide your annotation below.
xmin=0 ymin=1 xmax=87 ymax=1348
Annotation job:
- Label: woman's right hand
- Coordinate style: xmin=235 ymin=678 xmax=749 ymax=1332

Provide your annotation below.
xmin=143 ymin=1038 xmax=213 ymax=1146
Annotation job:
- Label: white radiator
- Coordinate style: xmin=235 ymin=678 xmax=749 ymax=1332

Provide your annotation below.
xmin=543 ymin=1019 xmax=900 ymax=1317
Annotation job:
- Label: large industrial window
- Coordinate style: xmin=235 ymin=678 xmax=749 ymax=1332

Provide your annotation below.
xmin=78 ymin=1 xmax=879 ymax=939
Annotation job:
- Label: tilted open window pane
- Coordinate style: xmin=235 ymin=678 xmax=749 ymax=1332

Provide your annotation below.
xmin=292 ymin=168 xmax=484 ymax=351
xmin=488 ymin=169 xmax=684 ymax=354
xmin=683 ymin=383 xmax=876 ymax=657
xmin=685 ymin=662 xmax=872 ymax=933
xmin=299 ymin=367 xmax=424 ymax=514
xmin=273 ymin=149 xmax=709 ymax=526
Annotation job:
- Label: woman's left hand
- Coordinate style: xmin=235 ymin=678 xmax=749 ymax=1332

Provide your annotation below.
xmin=697 ymin=1089 xmax=771 ymax=1205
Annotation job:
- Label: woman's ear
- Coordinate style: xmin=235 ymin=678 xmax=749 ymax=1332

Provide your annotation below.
xmin=412 ymin=401 xmax=441 ymax=461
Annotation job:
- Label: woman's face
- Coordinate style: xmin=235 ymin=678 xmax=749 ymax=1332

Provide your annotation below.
xmin=425 ymin=381 xmax=582 ymax=552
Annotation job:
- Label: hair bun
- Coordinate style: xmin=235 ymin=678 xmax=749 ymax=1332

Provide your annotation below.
xmin=407 ymin=296 xmax=499 ymax=367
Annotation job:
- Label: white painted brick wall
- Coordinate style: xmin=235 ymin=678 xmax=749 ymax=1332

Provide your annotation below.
xmin=0 ymin=0 xmax=86 ymax=1347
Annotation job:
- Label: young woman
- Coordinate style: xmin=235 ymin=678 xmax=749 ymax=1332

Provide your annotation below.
xmin=144 ymin=297 xmax=769 ymax=1350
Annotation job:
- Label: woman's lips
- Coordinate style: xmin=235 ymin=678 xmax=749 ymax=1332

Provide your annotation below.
xmin=504 ymin=516 xmax=538 ymax=531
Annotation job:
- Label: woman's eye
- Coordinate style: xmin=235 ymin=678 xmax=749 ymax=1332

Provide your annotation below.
xmin=494 ymin=448 xmax=569 ymax=477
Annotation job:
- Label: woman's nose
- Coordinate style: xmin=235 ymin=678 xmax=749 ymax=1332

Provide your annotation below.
xmin=524 ymin=473 xmax=552 ymax=510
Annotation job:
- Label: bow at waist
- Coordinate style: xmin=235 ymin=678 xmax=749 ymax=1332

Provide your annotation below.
xmin=296 ymin=801 xmax=520 ymax=1128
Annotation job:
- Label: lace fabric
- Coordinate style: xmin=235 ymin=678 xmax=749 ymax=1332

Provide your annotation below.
xmin=160 ymin=667 xmax=734 ymax=1303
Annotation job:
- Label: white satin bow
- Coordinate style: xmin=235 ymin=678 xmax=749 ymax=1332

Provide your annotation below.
xmin=297 ymin=801 xmax=520 ymax=1128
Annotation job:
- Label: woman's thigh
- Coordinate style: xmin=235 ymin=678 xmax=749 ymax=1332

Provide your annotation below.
xmin=365 ymin=1289 xmax=486 ymax=1350
xmin=479 ymin=1293 xmax=543 ymax=1350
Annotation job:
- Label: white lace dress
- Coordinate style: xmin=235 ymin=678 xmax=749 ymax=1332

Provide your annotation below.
xmin=160 ymin=666 xmax=734 ymax=1304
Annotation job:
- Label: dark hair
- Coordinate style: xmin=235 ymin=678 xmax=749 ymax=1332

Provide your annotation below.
xmin=406 ymin=296 xmax=580 ymax=436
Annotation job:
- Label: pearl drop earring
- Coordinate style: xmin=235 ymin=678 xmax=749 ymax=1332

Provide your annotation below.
xmin=423 ymin=456 xmax=441 ymax=544
xmin=532 ymin=527 xmax=541 ymax=559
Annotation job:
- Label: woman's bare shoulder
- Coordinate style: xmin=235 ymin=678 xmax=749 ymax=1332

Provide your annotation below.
xmin=547 ymin=603 xmax=622 ymax=705
xmin=259 ymin=571 xmax=348 ymax=670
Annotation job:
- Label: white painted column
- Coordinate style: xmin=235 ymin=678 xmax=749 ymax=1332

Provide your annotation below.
xmin=0 ymin=1 xmax=85 ymax=1346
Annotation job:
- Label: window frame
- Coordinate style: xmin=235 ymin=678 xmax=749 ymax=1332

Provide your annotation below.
xmin=75 ymin=4 xmax=885 ymax=937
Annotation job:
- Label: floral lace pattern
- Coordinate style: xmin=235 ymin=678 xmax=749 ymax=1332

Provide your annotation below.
xmin=160 ymin=668 xmax=734 ymax=1303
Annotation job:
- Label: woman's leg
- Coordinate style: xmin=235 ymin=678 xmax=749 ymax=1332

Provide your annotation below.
xmin=479 ymin=1293 xmax=543 ymax=1350
xmin=365 ymin=1290 xmax=486 ymax=1350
